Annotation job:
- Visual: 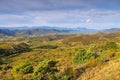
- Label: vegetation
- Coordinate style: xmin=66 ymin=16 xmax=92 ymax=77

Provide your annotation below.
xmin=12 ymin=62 xmax=33 ymax=74
xmin=0 ymin=31 xmax=120 ymax=80
xmin=0 ymin=42 xmax=31 ymax=56
xmin=34 ymin=60 xmax=58 ymax=80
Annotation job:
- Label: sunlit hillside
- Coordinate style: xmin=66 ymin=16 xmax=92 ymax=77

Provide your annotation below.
xmin=0 ymin=31 xmax=120 ymax=80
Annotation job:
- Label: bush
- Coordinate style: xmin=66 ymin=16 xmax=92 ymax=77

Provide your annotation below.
xmin=59 ymin=75 xmax=70 ymax=80
xmin=101 ymin=42 xmax=118 ymax=50
xmin=59 ymin=66 xmax=86 ymax=80
xmin=13 ymin=42 xmax=31 ymax=53
xmin=73 ymin=49 xmax=87 ymax=64
xmin=12 ymin=62 xmax=33 ymax=74
xmin=38 ymin=45 xmax=58 ymax=49
xmin=73 ymin=45 xmax=103 ymax=64
xmin=0 ymin=48 xmax=16 ymax=56
xmin=60 ymin=67 xmax=75 ymax=80
xmin=34 ymin=60 xmax=58 ymax=80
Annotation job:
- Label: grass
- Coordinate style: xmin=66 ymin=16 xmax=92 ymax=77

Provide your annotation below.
xmin=0 ymin=32 xmax=120 ymax=79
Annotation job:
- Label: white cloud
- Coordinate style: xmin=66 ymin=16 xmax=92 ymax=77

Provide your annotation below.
xmin=0 ymin=9 xmax=120 ymax=29
xmin=86 ymin=19 xmax=92 ymax=23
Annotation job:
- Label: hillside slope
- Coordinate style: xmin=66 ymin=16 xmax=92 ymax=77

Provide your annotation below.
xmin=79 ymin=59 xmax=120 ymax=80
xmin=0 ymin=32 xmax=120 ymax=80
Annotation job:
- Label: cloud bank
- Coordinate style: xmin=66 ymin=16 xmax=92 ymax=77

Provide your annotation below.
xmin=0 ymin=0 xmax=120 ymax=29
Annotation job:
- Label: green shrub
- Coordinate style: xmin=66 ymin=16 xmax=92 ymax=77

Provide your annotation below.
xmin=60 ymin=67 xmax=75 ymax=80
xmin=13 ymin=42 xmax=31 ymax=53
xmin=59 ymin=75 xmax=70 ymax=80
xmin=34 ymin=60 xmax=58 ymax=80
xmin=73 ymin=45 xmax=103 ymax=64
xmin=12 ymin=62 xmax=33 ymax=74
xmin=59 ymin=66 xmax=86 ymax=80
xmin=38 ymin=45 xmax=58 ymax=49
xmin=73 ymin=49 xmax=87 ymax=64
xmin=101 ymin=41 xmax=118 ymax=50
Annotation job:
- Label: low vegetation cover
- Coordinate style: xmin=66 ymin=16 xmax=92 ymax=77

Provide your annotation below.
xmin=0 ymin=42 xmax=31 ymax=56
xmin=0 ymin=32 xmax=120 ymax=80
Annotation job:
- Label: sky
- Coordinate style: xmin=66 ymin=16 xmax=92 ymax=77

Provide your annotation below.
xmin=0 ymin=0 xmax=120 ymax=29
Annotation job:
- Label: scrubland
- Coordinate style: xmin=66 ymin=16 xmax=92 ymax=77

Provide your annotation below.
xmin=0 ymin=32 xmax=120 ymax=80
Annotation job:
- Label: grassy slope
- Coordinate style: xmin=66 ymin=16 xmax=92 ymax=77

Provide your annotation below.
xmin=0 ymin=32 xmax=120 ymax=79
xmin=78 ymin=59 xmax=120 ymax=80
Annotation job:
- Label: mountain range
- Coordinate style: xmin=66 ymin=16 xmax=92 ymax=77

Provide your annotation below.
xmin=0 ymin=26 xmax=120 ymax=36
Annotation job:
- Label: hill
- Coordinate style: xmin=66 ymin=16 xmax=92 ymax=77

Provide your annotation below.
xmin=0 ymin=28 xmax=120 ymax=80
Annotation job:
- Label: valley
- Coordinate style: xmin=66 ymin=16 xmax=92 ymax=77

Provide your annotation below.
xmin=0 ymin=30 xmax=120 ymax=80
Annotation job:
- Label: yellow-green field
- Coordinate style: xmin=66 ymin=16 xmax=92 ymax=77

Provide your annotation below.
xmin=0 ymin=32 xmax=120 ymax=80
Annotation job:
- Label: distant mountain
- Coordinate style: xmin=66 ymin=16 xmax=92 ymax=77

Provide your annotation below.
xmin=0 ymin=26 xmax=120 ymax=36
xmin=70 ymin=27 xmax=99 ymax=33
xmin=102 ymin=28 xmax=120 ymax=32
xmin=0 ymin=29 xmax=15 ymax=36
xmin=15 ymin=29 xmax=62 ymax=36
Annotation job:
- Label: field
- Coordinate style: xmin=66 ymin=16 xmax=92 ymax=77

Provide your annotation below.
xmin=0 ymin=31 xmax=120 ymax=80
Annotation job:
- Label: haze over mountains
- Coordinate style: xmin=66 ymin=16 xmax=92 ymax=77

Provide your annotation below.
xmin=0 ymin=26 xmax=120 ymax=36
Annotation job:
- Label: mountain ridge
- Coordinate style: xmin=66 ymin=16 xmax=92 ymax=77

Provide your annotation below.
xmin=0 ymin=26 xmax=120 ymax=36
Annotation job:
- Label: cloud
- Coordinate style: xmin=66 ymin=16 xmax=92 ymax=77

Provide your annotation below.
xmin=86 ymin=19 xmax=92 ymax=23
xmin=0 ymin=0 xmax=120 ymax=29
xmin=0 ymin=9 xmax=120 ymax=29
xmin=0 ymin=0 xmax=119 ymax=14
xmin=0 ymin=14 xmax=34 ymax=27
xmin=0 ymin=0 xmax=88 ymax=14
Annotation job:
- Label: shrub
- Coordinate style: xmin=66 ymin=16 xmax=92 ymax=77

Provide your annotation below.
xmin=59 ymin=75 xmax=70 ymax=80
xmin=38 ymin=45 xmax=58 ymax=49
xmin=101 ymin=41 xmax=118 ymax=50
xmin=12 ymin=62 xmax=33 ymax=74
xmin=34 ymin=60 xmax=58 ymax=80
xmin=73 ymin=49 xmax=87 ymax=64
xmin=13 ymin=42 xmax=31 ymax=53
xmin=73 ymin=45 xmax=103 ymax=64
xmin=0 ymin=48 xmax=16 ymax=56
xmin=59 ymin=66 xmax=86 ymax=80
xmin=60 ymin=67 xmax=75 ymax=80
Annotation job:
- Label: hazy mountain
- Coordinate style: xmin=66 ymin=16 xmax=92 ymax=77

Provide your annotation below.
xmin=103 ymin=28 xmax=120 ymax=32
xmin=0 ymin=29 xmax=15 ymax=36
xmin=0 ymin=26 xmax=119 ymax=36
